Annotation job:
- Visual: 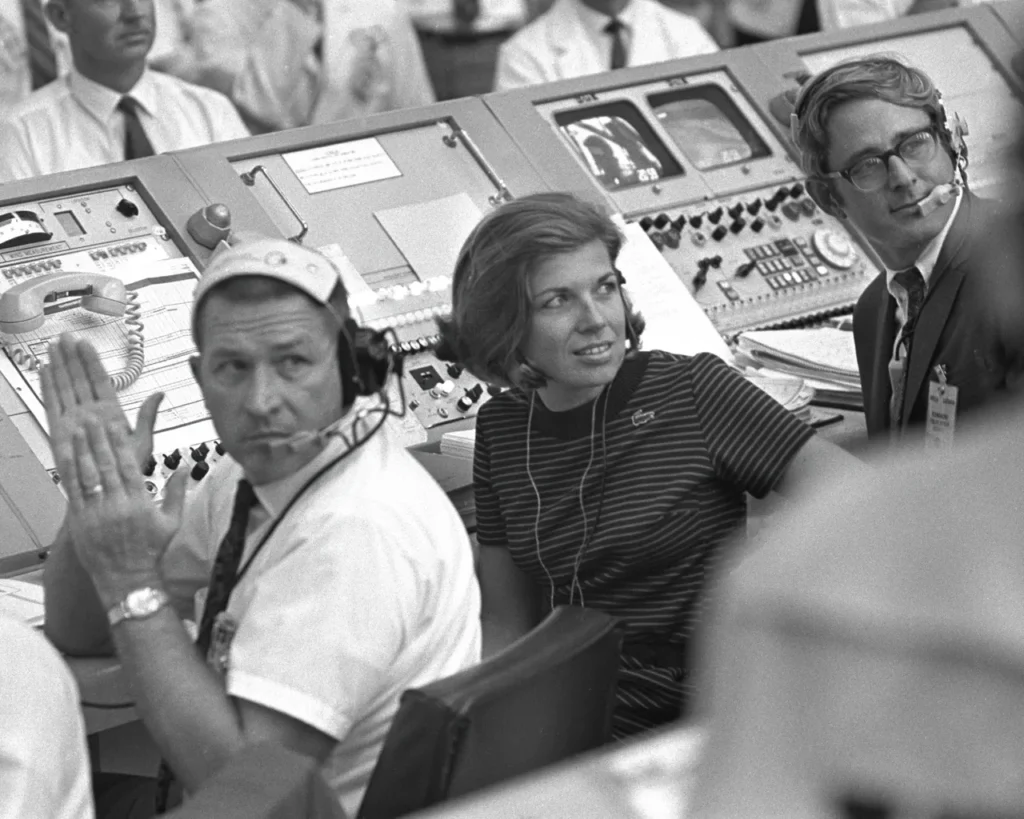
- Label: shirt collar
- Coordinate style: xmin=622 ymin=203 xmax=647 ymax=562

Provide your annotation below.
xmin=575 ymin=1 xmax=637 ymax=37
xmin=249 ymin=396 xmax=387 ymax=517
xmin=68 ymin=67 xmax=158 ymax=124
xmin=885 ymin=189 xmax=963 ymax=297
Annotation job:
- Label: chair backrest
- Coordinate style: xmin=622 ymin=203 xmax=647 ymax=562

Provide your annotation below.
xmin=166 ymin=743 xmax=347 ymax=819
xmin=357 ymin=606 xmax=624 ymax=819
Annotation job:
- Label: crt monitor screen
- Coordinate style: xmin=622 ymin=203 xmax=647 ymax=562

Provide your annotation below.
xmin=554 ymin=101 xmax=683 ymax=192
xmin=648 ymin=85 xmax=769 ymax=171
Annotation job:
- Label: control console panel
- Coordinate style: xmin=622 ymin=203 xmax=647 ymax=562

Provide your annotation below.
xmin=637 ymin=181 xmax=874 ymax=334
xmin=0 ymin=183 xmax=214 ymax=477
xmin=353 ymin=275 xmax=493 ymax=430
xmin=175 ymin=98 xmax=548 ymax=444
xmin=487 ymin=68 xmax=887 ymax=335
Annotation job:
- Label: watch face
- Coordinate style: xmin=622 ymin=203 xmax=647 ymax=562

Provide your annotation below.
xmin=126 ymin=588 xmax=164 ymax=617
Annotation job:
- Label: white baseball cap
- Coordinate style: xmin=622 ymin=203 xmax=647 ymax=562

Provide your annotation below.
xmin=192 ymin=236 xmax=345 ymax=337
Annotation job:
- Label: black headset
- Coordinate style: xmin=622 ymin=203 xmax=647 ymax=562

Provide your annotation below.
xmin=337 ymin=317 xmax=398 ymax=407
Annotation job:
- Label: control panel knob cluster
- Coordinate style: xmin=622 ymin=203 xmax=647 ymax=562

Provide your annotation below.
xmin=812 ymin=229 xmax=857 ymax=269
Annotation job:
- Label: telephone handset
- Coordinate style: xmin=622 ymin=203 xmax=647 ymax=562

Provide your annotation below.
xmin=0 ymin=271 xmax=127 ymax=334
xmin=0 ymin=271 xmax=145 ymax=391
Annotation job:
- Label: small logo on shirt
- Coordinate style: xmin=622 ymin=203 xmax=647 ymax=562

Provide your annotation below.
xmin=631 ymin=409 xmax=656 ymax=427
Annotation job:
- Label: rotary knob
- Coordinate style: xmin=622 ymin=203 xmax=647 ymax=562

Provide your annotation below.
xmin=812 ymin=229 xmax=856 ymax=269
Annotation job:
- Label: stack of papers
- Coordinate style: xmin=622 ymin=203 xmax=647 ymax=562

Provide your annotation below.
xmin=0 ymin=578 xmax=44 ymax=627
xmin=737 ymin=328 xmax=863 ymax=409
xmin=744 ymin=372 xmax=815 ymax=421
xmin=440 ymin=428 xmax=476 ymax=461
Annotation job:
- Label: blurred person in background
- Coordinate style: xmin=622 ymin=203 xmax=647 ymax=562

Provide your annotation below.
xmin=0 ymin=0 xmax=70 ymax=108
xmin=690 ymin=381 xmax=1024 ymax=818
xmin=494 ymin=0 xmax=718 ymax=91
xmin=726 ymin=0 xmax=969 ymax=46
xmin=0 ymin=0 xmax=247 ymax=182
xmin=182 ymin=0 xmax=435 ymax=134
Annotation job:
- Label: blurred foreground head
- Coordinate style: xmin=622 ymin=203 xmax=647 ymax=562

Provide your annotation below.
xmin=689 ymin=410 xmax=1024 ymax=818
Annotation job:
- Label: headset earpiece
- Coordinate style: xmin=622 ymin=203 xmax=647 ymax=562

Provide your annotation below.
xmin=614 ymin=267 xmax=641 ymax=350
xmin=337 ymin=318 xmax=396 ymax=406
xmin=806 ymin=178 xmax=844 ymax=218
xmin=516 ymin=358 xmax=547 ymax=390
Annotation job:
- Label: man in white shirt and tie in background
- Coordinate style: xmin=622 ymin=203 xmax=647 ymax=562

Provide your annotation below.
xmin=494 ymin=0 xmax=718 ymax=92
xmin=0 ymin=0 xmax=248 ymax=183
xmin=0 ymin=0 xmax=70 ymax=108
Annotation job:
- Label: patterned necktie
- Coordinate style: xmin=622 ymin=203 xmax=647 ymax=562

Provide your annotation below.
xmin=21 ymin=0 xmax=57 ymax=90
xmin=890 ymin=267 xmax=926 ymax=430
xmin=155 ymin=479 xmax=258 ymax=814
xmin=118 ymin=95 xmax=155 ymax=160
xmin=605 ymin=17 xmax=627 ymax=70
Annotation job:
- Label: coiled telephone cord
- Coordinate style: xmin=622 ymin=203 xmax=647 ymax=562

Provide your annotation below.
xmin=2 ymin=290 xmax=145 ymax=392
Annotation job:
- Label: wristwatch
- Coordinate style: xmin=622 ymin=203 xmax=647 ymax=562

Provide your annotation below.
xmin=107 ymin=587 xmax=170 ymax=628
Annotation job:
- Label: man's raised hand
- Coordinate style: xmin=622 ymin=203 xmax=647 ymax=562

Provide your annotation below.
xmin=41 ymin=335 xmax=163 ymax=472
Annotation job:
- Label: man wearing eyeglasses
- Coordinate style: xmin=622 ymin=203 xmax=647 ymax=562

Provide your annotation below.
xmin=792 ymin=55 xmax=1024 ymax=445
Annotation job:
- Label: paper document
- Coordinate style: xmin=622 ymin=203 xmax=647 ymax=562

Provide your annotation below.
xmin=284 ymin=138 xmax=402 ymax=194
xmin=0 ymin=578 xmax=44 ymax=627
xmin=375 ymin=193 xmax=482 ymax=284
xmin=440 ymin=428 xmax=476 ymax=460
xmin=614 ymin=218 xmax=733 ymax=363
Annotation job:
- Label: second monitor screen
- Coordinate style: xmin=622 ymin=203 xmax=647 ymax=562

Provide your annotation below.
xmin=649 ymin=85 xmax=769 ymax=171
xmin=554 ymin=101 xmax=682 ymax=192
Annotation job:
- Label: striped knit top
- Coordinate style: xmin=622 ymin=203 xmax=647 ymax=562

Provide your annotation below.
xmin=473 ymin=350 xmax=815 ymax=736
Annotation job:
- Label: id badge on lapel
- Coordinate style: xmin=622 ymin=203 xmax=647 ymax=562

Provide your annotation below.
xmin=925 ymin=365 xmax=958 ymax=450
xmin=207 ymin=611 xmax=239 ymax=676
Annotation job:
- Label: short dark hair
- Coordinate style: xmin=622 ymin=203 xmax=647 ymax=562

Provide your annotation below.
xmin=792 ymin=55 xmax=964 ymax=180
xmin=193 ymin=276 xmax=349 ymax=350
xmin=436 ymin=192 xmax=645 ymax=388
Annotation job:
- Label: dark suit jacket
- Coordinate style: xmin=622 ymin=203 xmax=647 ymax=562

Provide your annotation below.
xmin=853 ymin=191 xmax=1024 ymax=440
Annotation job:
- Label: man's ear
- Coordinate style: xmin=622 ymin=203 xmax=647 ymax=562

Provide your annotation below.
xmin=807 ymin=178 xmax=846 ymax=219
xmin=188 ymin=355 xmax=200 ymax=383
xmin=45 ymin=0 xmax=71 ymax=35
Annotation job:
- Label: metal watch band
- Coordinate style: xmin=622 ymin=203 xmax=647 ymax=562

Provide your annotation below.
xmin=107 ymin=586 xmax=170 ymax=628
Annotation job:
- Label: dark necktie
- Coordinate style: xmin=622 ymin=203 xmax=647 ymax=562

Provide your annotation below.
xmin=890 ymin=267 xmax=926 ymax=430
xmin=605 ymin=17 xmax=627 ymax=70
xmin=118 ymin=95 xmax=156 ymax=160
xmin=155 ymin=479 xmax=258 ymax=813
xmin=21 ymin=0 xmax=57 ymax=90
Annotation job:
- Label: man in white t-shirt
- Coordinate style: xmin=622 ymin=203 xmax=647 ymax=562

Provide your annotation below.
xmin=0 ymin=612 xmax=93 ymax=819
xmin=41 ymin=238 xmax=481 ymax=816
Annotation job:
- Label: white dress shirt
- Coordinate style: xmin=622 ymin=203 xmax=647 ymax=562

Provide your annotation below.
xmin=188 ymin=0 xmax=435 ymax=133
xmin=0 ymin=67 xmax=249 ymax=182
xmin=0 ymin=0 xmax=71 ymax=109
xmin=160 ymin=403 xmax=481 ymax=817
xmin=573 ymin=0 xmax=638 ymax=71
xmin=884 ymin=190 xmax=962 ymax=404
xmin=495 ymin=0 xmax=718 ymax=91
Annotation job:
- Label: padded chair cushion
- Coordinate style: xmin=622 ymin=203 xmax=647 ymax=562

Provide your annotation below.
xmin=358 ymin=606 xmax=623 ymax=819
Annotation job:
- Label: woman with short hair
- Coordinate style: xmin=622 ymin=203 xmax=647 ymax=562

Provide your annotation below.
xmin=438 ymin=191 xmax=860 ymax=737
